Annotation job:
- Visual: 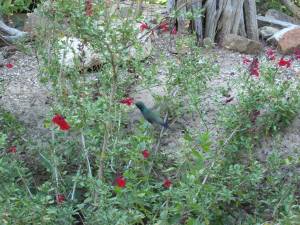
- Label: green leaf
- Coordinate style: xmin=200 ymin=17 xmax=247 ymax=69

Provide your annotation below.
xmin=198 ymin=132 xmax=211 ymax=152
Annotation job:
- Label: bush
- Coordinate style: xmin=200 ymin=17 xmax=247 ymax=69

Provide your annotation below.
xmin=1 ymin=0 xmax=300 ymax=224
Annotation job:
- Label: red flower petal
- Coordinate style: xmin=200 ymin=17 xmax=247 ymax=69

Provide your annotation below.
xmin=249 ymin=57 xmax=260 ymax=77
xmin=140 ymin=22 xmax=149 ymax=32
xmin=52 ymin=114 xmax=70 ymax=131
xmin=56 ymin=194 xmax=65 ymax=204
xmin=115 ymin=176 xmax=126 ymax=188
xmin=265 ymin=48 xmax=276 ymax=60
xmin=242 ymin=56 xmax=251 ymax=65
xmin=142 ymin=149 xmax=150 ymax=159
xmin=163 ymin=179 xmax=172 ymax=189
xmin=85 ymin=0 xmax=93 ymax=16
xmin=8 ymin=146 xmax=17 ymax=153
xmin=278 ymin=57 xmax=292 ymax=68
xmin=6 ymin=63 xmax=13 ymax=69
xmin=159 ymin=21 xmax=169 ymax=32
xmin=119 ymin=97 xmax=134 ymax=106
xmin=171 ymin=27 xmax=177 ymax=35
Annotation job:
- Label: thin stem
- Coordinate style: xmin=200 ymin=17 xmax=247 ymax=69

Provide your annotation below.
xmin=71 ymin=165 xmax=81 ymax=201
xmin=81 ymin=131 xmax=92 ymax=178
xmin=16 ymin=166 xmax=33 ymax=199
xmin=201 ymin=125 xmax=242 ymax=185
xmin=51 ymin=129 xmax=59 ymax=192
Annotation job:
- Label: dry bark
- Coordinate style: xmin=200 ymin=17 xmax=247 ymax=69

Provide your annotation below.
xmin=166 ymin=0 xmax=259 ymax=43
xmin=257 ymin=15 xmax=297 ymax=28
xmin=243 ymin=0 xmax=259 ymax=40
xmin=239 ymin=9 xmax=247 ymax=37
xmin=191 ymin=0 xmax=203 ymax=43
xmin=177 ymin=0 xmax=188 ymax=33
xmin=231 ymin=0 xmax=245 ymax=34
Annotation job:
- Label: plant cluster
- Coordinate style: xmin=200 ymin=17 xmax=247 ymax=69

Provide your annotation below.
xmin=1 ymin=0 xmax=300 ymax=224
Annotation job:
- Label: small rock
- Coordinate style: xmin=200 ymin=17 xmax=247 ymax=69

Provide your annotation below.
xmin=259 ymin=26 xmax=280 ymax=39
xmin=221 ymin=34 xmax=263 ymax=54
xmin=266 ymin=9 xmax=300 ymax=25
xmin=267 ymin=26 xmax=300 ymax=53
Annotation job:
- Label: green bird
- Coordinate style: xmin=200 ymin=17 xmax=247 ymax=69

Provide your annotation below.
xmin=135 ymin=101 xmax=168 ymax=128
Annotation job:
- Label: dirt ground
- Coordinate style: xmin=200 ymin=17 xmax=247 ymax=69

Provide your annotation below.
xmin=1 ymin=34 xmax=300 ymax=164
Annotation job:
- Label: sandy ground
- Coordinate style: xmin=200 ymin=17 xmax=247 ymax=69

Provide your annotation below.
xmin=1 ymin=32 xmax=300 ymax=164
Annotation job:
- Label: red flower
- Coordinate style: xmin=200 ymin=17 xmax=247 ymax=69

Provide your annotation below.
xmin=171 ymin=27 xmax=177 ymax=35
xmin=119 ymin=97 xmax=134 ymax=106
xmin=294 ymin=49 xmax=300 ymax=60
xmin=142 ymin=149 xmax=150 ymax=159
xmin=249 ymin=57 xmax=260 ymax=77
xmin=8 ymin=146 xmax=16 ymax=153
xmin=159 ymin=21 xmax=169 ymax=32
xmin=56 ymin=194 xmax=65 ymax=204
xmin=115 ymin=176 xmax=126 ymax=188
xmin=140 ymin=22 xmax=149 ymax=32
xmin=85 ymin=0 xmax=93 ymax=16
xmin=278 ymin=57 xmax=292 ymax=68
xmin=242 ymin=56 xmax=251 ymax=65
xmin=163 ymin=179 xmax=172 ymax=188
xmin=265 ymin=48 xmax=276 ymax=60
xmin=6 ymin=63 xmax=13 ymax=69
xmin=52 ymin=114 xmax=70 ymax=131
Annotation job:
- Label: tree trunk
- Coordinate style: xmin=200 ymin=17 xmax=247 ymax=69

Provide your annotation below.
xmin=177 ymin=0 xmax=188 ymax=33
xmin=244 ymin=0 xmax=259 ymax=41
xmin=167 ymin=0 xmax=259 ymax=44
xmin=0 ymin=16 xmax=28 ymax=46
xmin=191 ymin=0 xmax=203 ymax=43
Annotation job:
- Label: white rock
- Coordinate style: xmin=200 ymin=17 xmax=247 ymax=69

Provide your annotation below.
xmin=58 ymin=37 xmax=101 ymax=69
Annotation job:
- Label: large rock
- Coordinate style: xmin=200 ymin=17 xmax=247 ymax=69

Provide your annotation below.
xmin=58 ymin=37 xmax=102 ymax=69
xmin=221 ymin=34 xmax=262 ymax=54
xmin=58 ymin=24 xmax=152 ymax=69
xmin=266 ymin=9 xmax=300 ymax=25
xmin=267 ymin=26 xmax=300 ymax=53
xmin=259 ymin=26 xmax=280 ymax=39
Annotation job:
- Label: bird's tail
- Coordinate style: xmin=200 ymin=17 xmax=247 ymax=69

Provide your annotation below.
xmin=162 ymin=121 xmax=169 ymax=129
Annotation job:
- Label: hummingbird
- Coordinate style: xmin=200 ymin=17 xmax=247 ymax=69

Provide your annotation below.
xmin=135 ymin=101 xmax=168 ymax=128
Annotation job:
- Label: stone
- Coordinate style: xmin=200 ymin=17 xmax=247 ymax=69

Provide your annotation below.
xmin=267 ymin=26 xmax=300 ymax=53
xmin=266 ymin=9 xmax=300 ymax=25
xmin=259 ymin=26 xmax=280 ymax=39
xmin=58 ymin=37 xmax=102 ymax=69
xmin=221 ymin=34 xmax=263 ymax=54
xmin=58 ymin=23 xmax=152 ymax=69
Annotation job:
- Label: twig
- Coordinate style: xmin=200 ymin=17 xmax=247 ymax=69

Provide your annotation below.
xmin=16 ymin=166 xmax=33 ymax=199
xmin=71 ymin=165 xmax=81 ymax=201
xmin=154 ymin=113 xmax=168 ymax=156
xmin=81 ymin=131 xmax=92 ymax=178
xmin=51 ymin=129 xmax=59 ymax=190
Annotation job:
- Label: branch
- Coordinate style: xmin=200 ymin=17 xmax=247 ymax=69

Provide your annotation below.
xmin=0 ymin=19 xmax=28 ymax=45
